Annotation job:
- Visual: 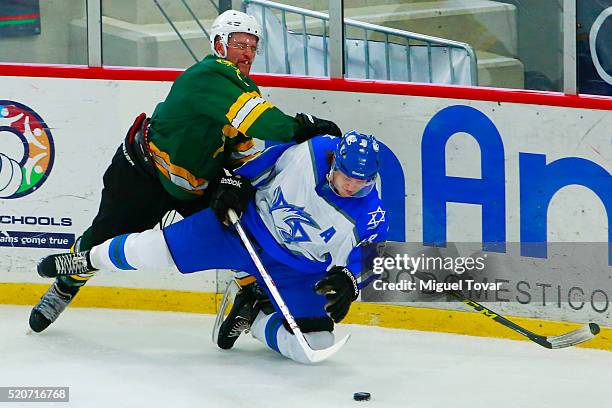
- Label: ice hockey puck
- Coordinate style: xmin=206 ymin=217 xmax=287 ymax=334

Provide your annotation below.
xmin=353 ymin=392 xmax=371 ymax=401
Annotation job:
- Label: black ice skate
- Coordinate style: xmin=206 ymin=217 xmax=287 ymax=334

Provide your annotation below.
xmin=29 ymin=280 xmax=76 ymax=333
xmin=37 ymin=251 xmax=96 ymax=278
xmin=216 ymin=281 xmax=272 ymax=350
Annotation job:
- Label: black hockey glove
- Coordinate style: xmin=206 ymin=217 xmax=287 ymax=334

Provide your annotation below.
xmin=293 ymin=113 xmax=342 ymax=143
xmin=314 ymin=266 xmax=359 ymax=323
xmin=210 ymin=168 xmax=256 ymax=223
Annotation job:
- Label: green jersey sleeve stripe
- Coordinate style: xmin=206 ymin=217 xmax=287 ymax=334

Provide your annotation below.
xmin=231 ymin=96 xmax=265 ymax=128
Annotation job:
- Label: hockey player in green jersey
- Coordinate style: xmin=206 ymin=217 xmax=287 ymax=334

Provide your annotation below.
xmin=29 ymin=9 xmax=342 ymax=333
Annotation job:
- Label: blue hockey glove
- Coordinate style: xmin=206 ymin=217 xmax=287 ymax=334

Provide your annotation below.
xmin=314 ymin=266 xmax=359 ymax=323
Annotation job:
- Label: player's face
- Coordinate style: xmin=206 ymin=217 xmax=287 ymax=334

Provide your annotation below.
xmin=331 ymin=170 xmax=368 ymax=197
xmin=221 ymin=32 xmax=258 ymax=76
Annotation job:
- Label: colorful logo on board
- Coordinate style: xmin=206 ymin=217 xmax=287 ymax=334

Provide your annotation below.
xmin=0 ymin=100 xmax=54 ymax=198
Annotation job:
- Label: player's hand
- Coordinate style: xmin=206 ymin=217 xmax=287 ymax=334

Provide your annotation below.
xmin=314 ymin=266 xmax=359 ymax=323
xmin=210 ymin=168 xmax=256 ymax=223
xmin=293 ymin=113 xmax=342 ymax=143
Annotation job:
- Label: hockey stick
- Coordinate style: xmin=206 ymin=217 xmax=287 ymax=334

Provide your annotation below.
xmin=227 ymin=209 xmax=350 ymax=363
xmin=409 ymin=269 xmax=600 ymax=349
xmin=448 ymin=289 xmax=600 ymax=349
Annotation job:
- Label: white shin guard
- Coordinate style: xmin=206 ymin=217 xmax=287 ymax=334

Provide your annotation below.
xmin=89 ymin=229 xmax=176 ymax=271
xmin=250 ymin=311 xmax=334 ymax=365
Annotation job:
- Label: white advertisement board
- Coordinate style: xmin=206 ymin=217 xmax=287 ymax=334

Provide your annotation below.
xmin=0 ymin=75 xmax=609 ymax=323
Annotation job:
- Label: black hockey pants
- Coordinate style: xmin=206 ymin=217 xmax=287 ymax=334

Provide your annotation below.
xmin=59 ymin=119 xmax=211 ymax=291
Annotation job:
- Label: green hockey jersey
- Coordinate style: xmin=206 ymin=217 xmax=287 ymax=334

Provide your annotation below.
xmin=147 ymin=54 xmax=299 ymax=200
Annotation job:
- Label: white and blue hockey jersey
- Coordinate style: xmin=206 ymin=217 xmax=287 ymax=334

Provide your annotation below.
xmin=237 ymin=136 xmax=388 ymax=278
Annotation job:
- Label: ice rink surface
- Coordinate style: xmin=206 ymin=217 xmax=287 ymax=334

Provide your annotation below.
xmin=1 ymin=305 xmax=610 ymax=408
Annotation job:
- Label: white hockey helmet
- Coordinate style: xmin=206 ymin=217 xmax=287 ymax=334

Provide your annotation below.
xmin=210 ymin=10 xmax=263 ymax=58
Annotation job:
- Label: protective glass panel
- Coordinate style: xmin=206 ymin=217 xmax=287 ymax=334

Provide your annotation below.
xmin=577 ymin=0 xmax=612 ymax=96
xmin=100 ymin=0 xmax=219 ymax=69
xmin=338 ymin=0 xmax=565 ymax=90
xmin=496 ymin=0 xmax=564 ymax=91
xmin=0 ymin=0 xmax=87 ymax=64
xmin=245 ymin=0 xmax=330 ymax=77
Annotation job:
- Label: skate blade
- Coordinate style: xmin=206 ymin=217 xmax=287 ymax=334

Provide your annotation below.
xmin=212 ymin=280 xmax=241 ymax=345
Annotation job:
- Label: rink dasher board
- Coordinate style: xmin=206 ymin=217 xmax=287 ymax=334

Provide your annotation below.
xmin=0 ymin=73 xmax=609 ymax=336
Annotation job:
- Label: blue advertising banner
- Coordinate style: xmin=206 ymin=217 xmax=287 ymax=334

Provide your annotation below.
xmin=0 ymin=0 xmax=41 ymax=38
xmin=0 ymin=231 xmax=74 ymax=249
xmin=577 ymin=0 xmax=612 ymax=96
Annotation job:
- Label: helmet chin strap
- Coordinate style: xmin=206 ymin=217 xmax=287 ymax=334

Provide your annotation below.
xmin=326 ymin=158 xmax=342 ymax=197
xmin=326 ymin=169 xmax=342 ymax=198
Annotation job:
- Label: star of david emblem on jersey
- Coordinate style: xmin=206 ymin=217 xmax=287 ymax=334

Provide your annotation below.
xmin=367 ymin=206 xmax=386 ymax=230
xmin=269 ymin=187 xmax=320 ymax=243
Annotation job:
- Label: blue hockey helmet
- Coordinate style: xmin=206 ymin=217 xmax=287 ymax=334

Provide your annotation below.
xmin=328 ymin=130 xmax=380 ymax=198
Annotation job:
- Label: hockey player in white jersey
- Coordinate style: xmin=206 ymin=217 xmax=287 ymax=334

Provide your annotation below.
xmin=37 ymin=131 xmax=388 ymax=364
